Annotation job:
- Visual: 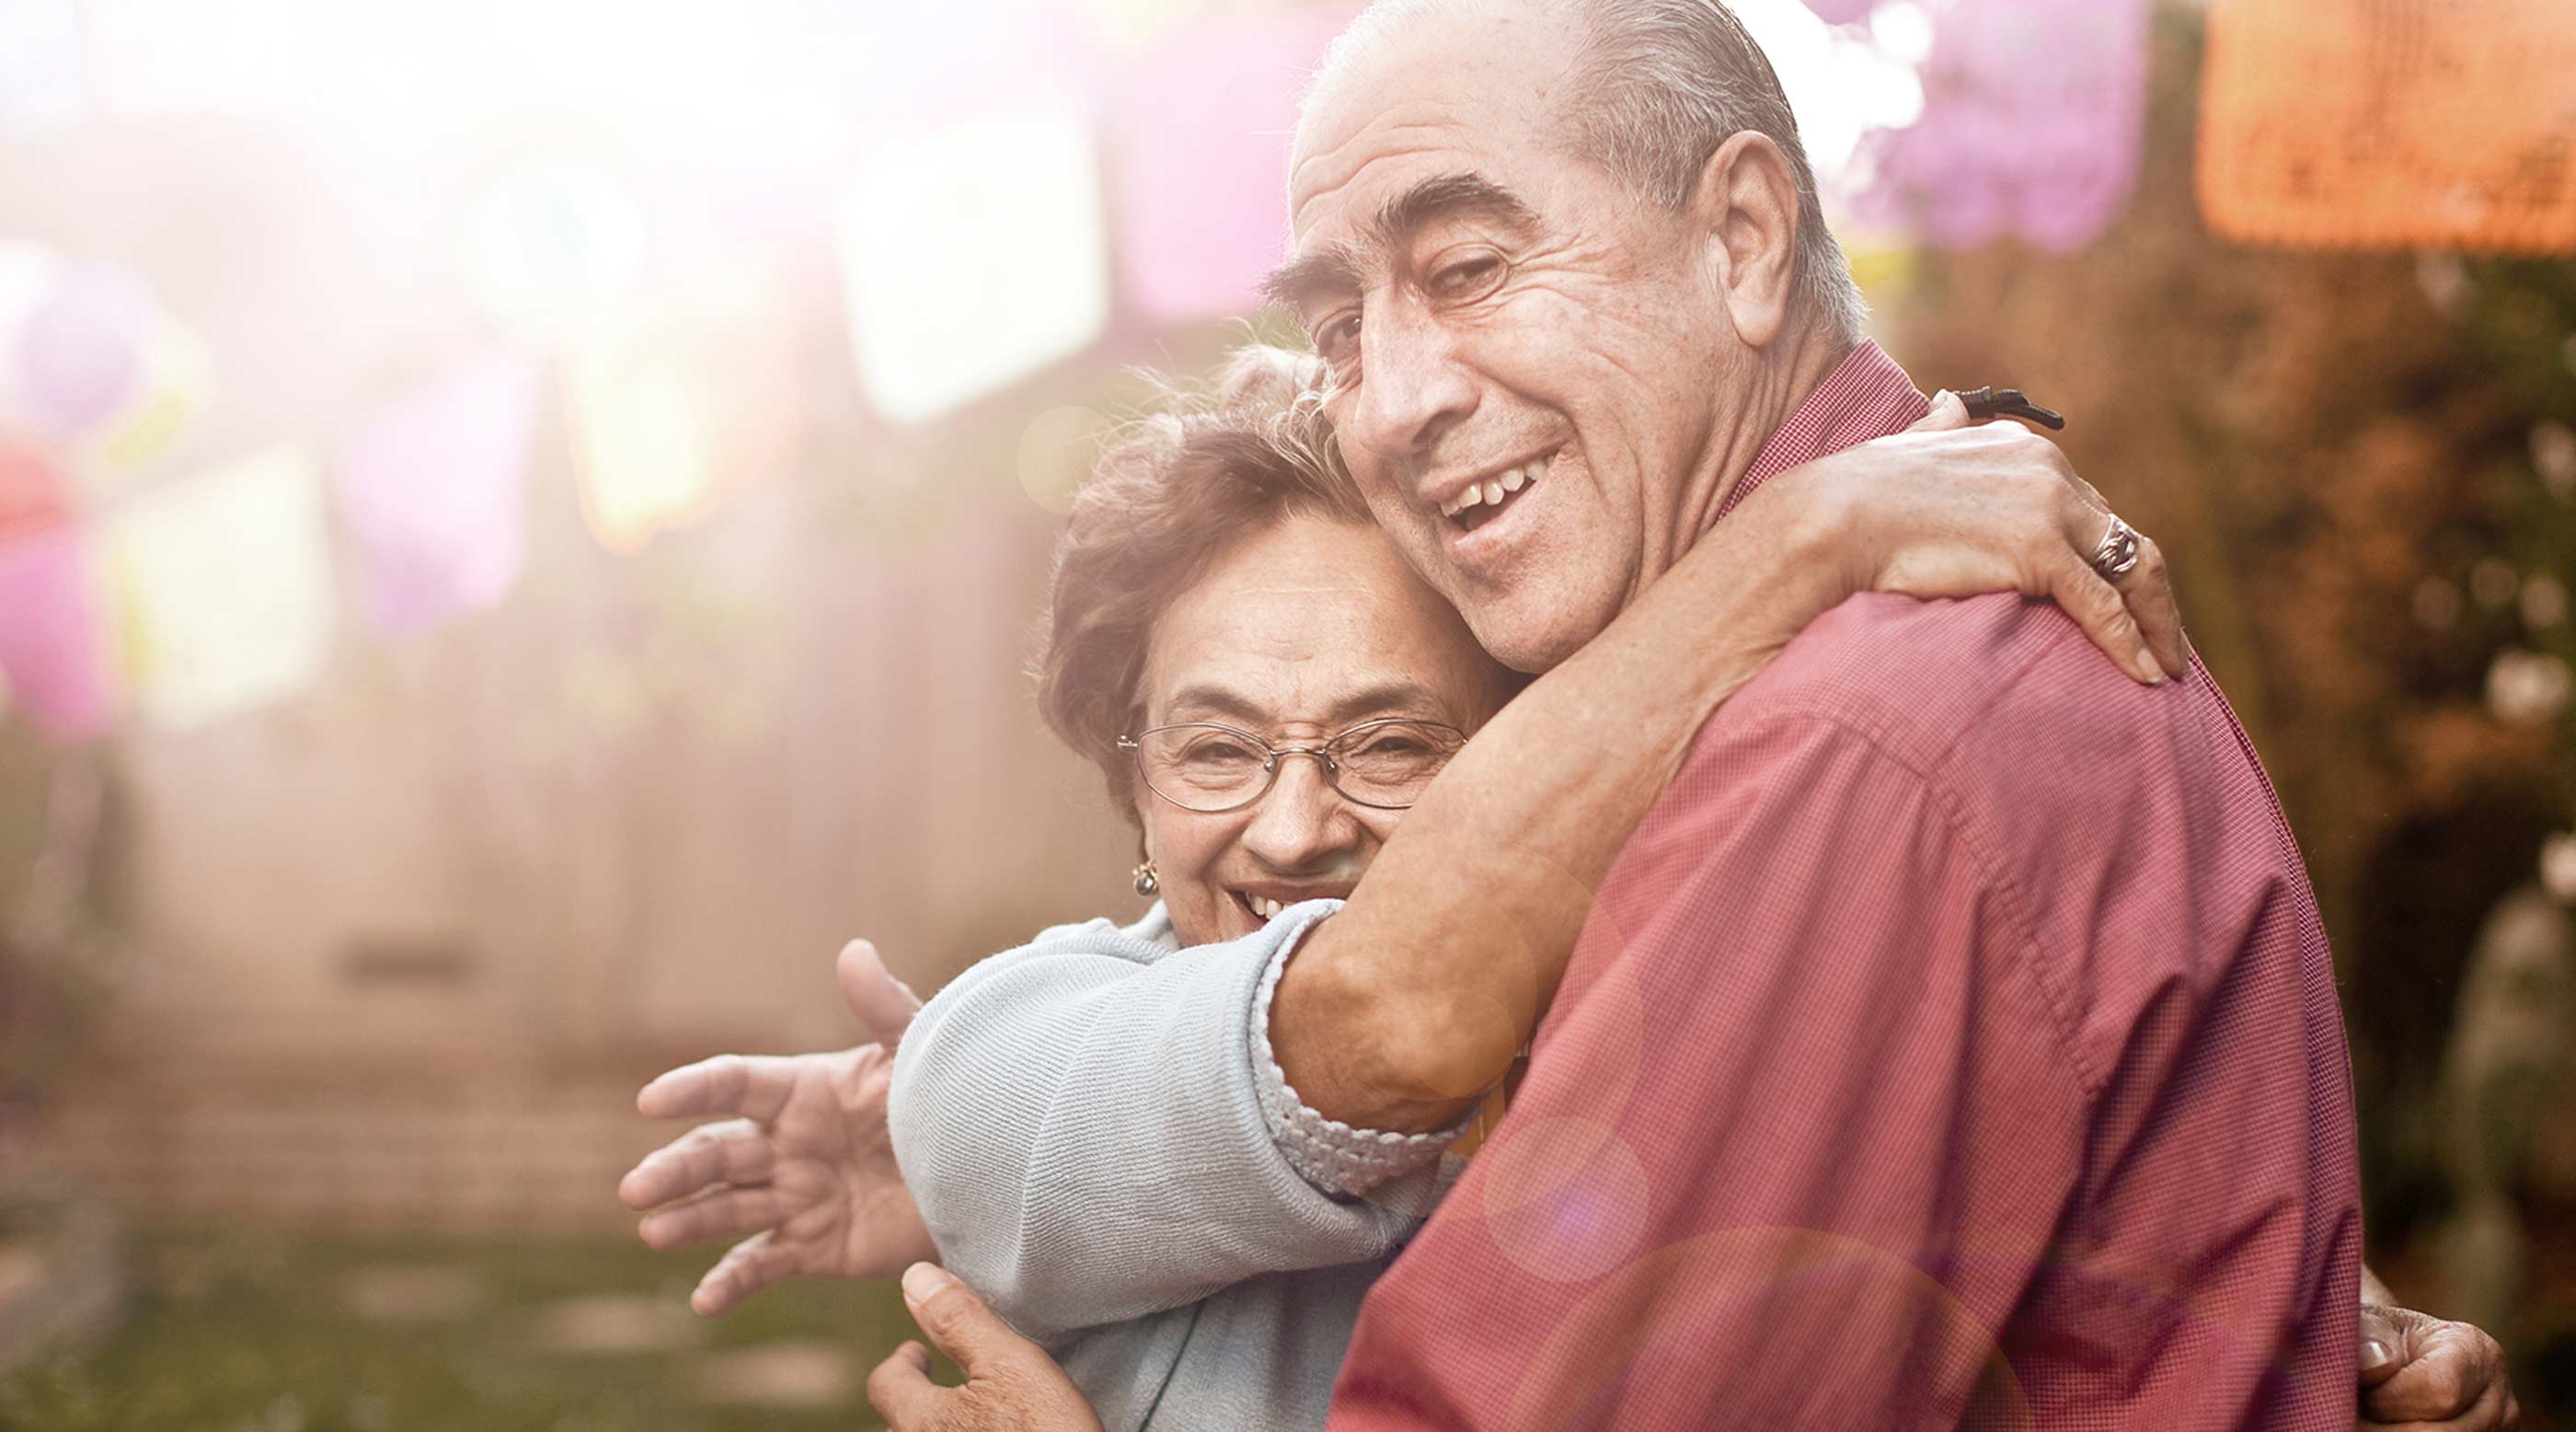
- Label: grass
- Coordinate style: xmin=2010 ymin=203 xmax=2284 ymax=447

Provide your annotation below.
xmin=0 ymin=1227 xmax=934 ymax=1432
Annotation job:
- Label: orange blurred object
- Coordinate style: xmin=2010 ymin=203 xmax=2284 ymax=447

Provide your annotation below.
xmin=2198 ymin=0 xmax=2576 ymax=252
xmin=0 ymin=435 xmax=72 ymax=540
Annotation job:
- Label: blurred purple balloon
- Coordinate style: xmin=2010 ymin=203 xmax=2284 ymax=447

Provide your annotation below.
xmin=13 ymin=262 xmax=150 ymax=441
xmin=1851 ymin=0 xmax=2148 ymax=252
xmin=0 ymin=525 xmax=115 ymax=742
xmin=335 ymin=353 xmax=540 ymax=635
xmin=1803 ymin=0 xmax=1883 ymax=24
xmin=1110 ymin=5 xmax=1364 ymax=323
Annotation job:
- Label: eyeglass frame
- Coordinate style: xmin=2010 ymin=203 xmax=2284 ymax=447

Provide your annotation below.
xmin=1116 ymin=716 xmax=1470 ymax=814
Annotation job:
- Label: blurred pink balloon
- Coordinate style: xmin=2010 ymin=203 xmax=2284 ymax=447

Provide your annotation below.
xmin=13 ymin=262 xmax=150 ymax=441
xmin=0 ymin=525 xmax=115 ymax=742
xmin=1109 ymin=5 xmax=1363 ymax=323
xmin=1850 ymin=0 xmax=2148 ymax=252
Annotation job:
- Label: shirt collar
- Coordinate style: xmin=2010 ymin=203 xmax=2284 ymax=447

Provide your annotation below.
xmin=1717 ymin=340 xmax=1930 ymax=523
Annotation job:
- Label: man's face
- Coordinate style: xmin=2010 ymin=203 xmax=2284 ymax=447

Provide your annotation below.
xmin=1276 ymin=3 xmax=1746 ymax=672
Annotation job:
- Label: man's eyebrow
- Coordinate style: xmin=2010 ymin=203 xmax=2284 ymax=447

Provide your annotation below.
xmin=1369 ymin=171 xmax=1541 ymax=251
xmin=1259 ymin=171 xmax=1540 ymax=311
xmin=1259 ymin=241 xmax=1365 ymax=311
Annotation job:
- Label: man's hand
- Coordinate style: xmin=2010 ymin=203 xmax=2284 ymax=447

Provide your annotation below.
xmin=618 ymin=939 xmax=934 ymax=1314
xmin=2359 ymin=1301 xmax=2520 ymax=1429
xmin=868 ymin=1263 xmax=1106 ymax=1432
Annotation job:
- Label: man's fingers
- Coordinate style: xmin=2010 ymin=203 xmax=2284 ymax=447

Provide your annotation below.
xmin=1908 ymin=389 xmax=1971 ymax=433
xmin=2362 ymin=1375 xmax=2516 ymax=1432
xmin=691 ymin=1231 xmax=799 ymax=1317
xmin=903 ymin=1262 xmax=1028 ymax=1379
xmin=2362 ymin=1319 xmax=2506 ymax=1424
xmin=640 ymin=1184 xmax=799 ymax=1252
xmin=636 ymin=1052 xmax=800 ymax=1124
xmin=618 ymin=1118 xmax=776 ymax=1211
xmin=867 ymin=1340 xmax=944 ymax=1430
xmin=2358 ymin=1302 xmax=2410 ymax=1392
xmin=840 ymin=939 xmax=924 ymax=1047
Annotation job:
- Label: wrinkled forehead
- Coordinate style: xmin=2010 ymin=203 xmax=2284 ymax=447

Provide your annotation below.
xmin=1288 ymin=3 xmax=1578 ymax=242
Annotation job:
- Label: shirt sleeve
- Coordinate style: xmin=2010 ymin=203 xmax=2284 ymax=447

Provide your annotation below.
xmin=1324 ymin=710 xmax=2093 ymax=1430
xmin=887 ymin=901 xmax=1453 ymax=1345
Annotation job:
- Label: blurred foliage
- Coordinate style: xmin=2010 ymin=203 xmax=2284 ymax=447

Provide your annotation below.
xmin=0 ymin=1230 xmax=935 ymax=1432
xmin=0 ymin=730 xmax=126 ymax=1129
xmin=1885 ymin=7 xmax=2575 ymax=1412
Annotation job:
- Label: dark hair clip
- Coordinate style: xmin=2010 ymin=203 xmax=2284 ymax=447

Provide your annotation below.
xmin=1957 ymin=386 xmax=2066 ymax=431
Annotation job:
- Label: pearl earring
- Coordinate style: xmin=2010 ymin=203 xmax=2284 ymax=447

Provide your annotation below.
xmin=1133 ymin=860 xmax=1160 ymax=898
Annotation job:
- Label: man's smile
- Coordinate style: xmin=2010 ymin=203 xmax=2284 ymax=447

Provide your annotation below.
xmin=1433 ymin=448 xmax=1556 ymax=529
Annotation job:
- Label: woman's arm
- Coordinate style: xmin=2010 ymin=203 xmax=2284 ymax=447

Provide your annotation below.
xmin=887 ymin=909 xmax=1438 ymax=1344
xmin=1270 ymin=404 xmax=2181 ymax=1135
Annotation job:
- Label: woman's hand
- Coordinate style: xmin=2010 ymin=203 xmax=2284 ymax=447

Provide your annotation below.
xmin=1759 ymin=390 xmax=2188 ymax=685
xmin=618 ymin=940 xmax=935 ymax=1314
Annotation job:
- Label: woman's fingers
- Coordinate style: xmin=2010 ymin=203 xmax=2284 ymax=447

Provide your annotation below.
xmin=839 ymin=939 xmax=924 ymax=1048
xmin=620 ymin=1118 xmax=776 ymax=1213
xmin=692 ymin=1230 xmax=799 ymax=1317
xmin=2057 ymin=494 xmax=2189 ymax=679
xmin=637 ymin=1052 xmax=801 ymax=1124
xmin=2045 ymin=555 xmax=2164 ymax=686
xmin=641 ymin=1182 xmax=804 ymax=1252
xmin=1907 ymin=389 xmax=1972 ymax=433
xmin=2114 ymin=534 xmax=2189 ymax=677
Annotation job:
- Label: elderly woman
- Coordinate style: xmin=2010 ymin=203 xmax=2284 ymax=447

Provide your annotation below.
xmin=624 ymin=352 xmax=2509 ymax=1431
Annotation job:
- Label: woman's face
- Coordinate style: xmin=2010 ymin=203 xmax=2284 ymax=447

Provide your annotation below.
xmin=1133 ymin=513 xmax=1515 ymax=947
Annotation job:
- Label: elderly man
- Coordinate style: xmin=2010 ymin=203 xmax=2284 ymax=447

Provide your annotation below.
xmin=653 ymin=1 xmax=2520 ymax=1427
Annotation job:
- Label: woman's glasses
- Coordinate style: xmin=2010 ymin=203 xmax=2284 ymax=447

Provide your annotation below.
xmin=1118 ymin=718 xmax=1469 ymax=814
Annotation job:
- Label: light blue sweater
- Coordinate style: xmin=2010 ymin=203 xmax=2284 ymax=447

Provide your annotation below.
xmin=886 ymin=901 xmax=1466 ymax=1431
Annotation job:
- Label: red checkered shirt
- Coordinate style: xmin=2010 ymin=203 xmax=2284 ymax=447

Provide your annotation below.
xmin=1324 ymin=342 xmax=2363 ymax=1430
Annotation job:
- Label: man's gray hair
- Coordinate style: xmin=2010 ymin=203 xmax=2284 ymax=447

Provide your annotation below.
xmin=1315 ymin=0 xmax=1869 ymax=342
xmin=1563 ymin=0 xmax=1868 ymax=341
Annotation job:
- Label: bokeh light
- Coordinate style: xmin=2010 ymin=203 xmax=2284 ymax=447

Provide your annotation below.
xmin=102 ymin=445 xmax=336 ymax=729
xmin=836 ymin=106 xmax=1111 ymax=422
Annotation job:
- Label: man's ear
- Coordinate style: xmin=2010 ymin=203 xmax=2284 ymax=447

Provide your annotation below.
xmin=1689 ymin=131 xmax=1802 ymax=351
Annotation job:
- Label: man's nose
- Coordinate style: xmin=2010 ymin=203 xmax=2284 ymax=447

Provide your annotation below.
xmin=1238 ymin=756 xmax=1362 ymax=873
xmin=1343 ymin=298 xmax=1477 ymax=471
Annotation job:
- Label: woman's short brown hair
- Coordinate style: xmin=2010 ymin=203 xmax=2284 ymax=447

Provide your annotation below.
xmin=1036 ymin=345 xmax=1371 ymax=820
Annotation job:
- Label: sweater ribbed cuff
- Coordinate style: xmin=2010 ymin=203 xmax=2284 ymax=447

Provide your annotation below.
xmin=1248 ymin=907 xmax=1472 ymax=1200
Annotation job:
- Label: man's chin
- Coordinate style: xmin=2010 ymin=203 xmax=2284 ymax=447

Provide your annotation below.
xmin=1462 ymin=594 xmax=1614 ymax=675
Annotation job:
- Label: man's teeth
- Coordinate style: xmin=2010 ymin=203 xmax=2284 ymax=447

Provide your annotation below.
xmin=1439 ymin=457 xmax=1547 ymax=519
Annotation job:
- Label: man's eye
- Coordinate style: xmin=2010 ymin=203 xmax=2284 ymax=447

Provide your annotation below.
xmin=1429 ymin=254 xmax=1505 ymax=302
xmin=1315 ymin=311 xmax=1362 ymax=362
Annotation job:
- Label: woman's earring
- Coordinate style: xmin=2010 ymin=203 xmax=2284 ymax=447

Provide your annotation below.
xmin=1132 ymin=860 xmax=1160 ymax=898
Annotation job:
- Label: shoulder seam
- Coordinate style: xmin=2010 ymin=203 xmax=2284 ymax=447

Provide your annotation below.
xmin=1687 ymin=695 xmax=2106 ymax=1103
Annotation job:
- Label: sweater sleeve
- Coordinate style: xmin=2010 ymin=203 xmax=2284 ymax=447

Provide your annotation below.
xmin=888 ymin=900 xmax=1458 ymax=1345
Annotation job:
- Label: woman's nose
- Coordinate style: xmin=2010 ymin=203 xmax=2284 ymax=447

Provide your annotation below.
xmin=1238 ymin=756 xmax=1358 ymax=871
